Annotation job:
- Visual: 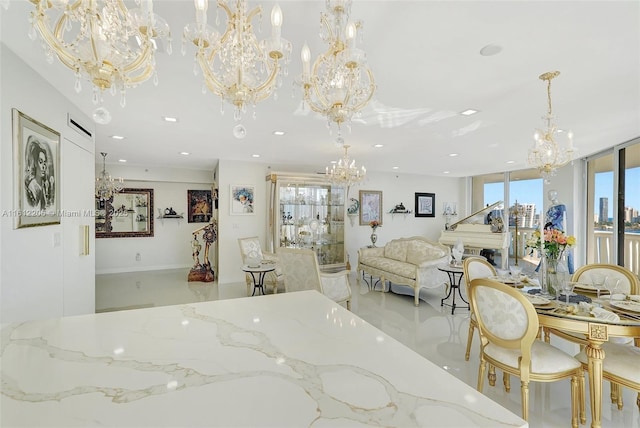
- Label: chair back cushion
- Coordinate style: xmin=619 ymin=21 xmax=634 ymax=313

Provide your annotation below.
xmin=572 ymin=264 xmax=639 ymax=295
xmin=276 ymin=248 xmax=323 ymax=293
xmin=464 ymin=258 xmax=496 ymax=282
xmin=238 ymin=237 xmax=264 ymax=262
xmin=384 ymin=239 xmax=408 ymax=262
xmin=474 ymin=285 xmax=529 ymax=340
xmin=406 ymin=240 xmax=447 ymax=265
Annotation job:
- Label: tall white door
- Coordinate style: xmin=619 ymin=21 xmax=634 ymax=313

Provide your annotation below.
xmin=62 ymin=138 xmax=95 ymax=316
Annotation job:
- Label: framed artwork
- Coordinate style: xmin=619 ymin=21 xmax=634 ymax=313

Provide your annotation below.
xmin=415 ymin=192 xmax=435 ymax=218
xmin=359 ymin=190 xmax=383 ymax=225
xmin=12 ymin=109 xmax=61 ymax=228
xmin=188 ymin=189 xmax=213 ymax=223
xmin=230 ymin=184 xmax=255 ymax=215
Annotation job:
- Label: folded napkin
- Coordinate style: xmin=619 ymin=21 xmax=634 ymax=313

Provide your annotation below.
xmin=629 ymin=295 xmax=640 ymax=302
xmin=589 ymin=307 xmax=620 ymax=322
xmin=610 ymin=293 xmax=626 ymax=301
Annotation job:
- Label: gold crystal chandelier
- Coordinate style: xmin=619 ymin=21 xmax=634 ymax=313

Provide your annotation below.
xmin=300 ymin=0 xmax=375 ymax=136
xmin=29 ymin=0 xmax=172 ymax=122
xmin=325 ymin=144 xmax=366 ymax=188
xmin=183 ymin=0 xmax=291 ymax=121
xmin=96 ymin=153 xmax=124 ymax=201
xmin=527 ymin=71 xmax=574 ymax=183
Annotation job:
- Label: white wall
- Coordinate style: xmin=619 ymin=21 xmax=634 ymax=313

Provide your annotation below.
xmin=343 ymin=172 xmax=466 ymax=268
xmin=1 ymin=46 xmax=95 ymax=323
xmin=95 ymin=166 xmax=215 ymax=274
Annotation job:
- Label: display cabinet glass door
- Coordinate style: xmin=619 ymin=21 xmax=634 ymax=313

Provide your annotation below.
xmin=267 ymin=174 xmax=345 ymax=268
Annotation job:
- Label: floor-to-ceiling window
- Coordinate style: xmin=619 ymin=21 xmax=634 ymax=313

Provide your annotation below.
xmin=587 ymin=139 xmax=640 ymax=275
xmin=471 ymin=169 xmax=544 ymax=266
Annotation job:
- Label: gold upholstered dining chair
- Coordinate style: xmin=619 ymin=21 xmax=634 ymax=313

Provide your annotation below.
xmin=463 ymin=257 xmax=496 ymax=361
xmin=546 ymin=263 xmax=640 ymax=410
xmin=469 ymin=277 xmax=584 ymax=426
xmin=237 ymin=236 xmax=283 ymax=295
xmin=276 ymin=247 xmax=351 ymax=310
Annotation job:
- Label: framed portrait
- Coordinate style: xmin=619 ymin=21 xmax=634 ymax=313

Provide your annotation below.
xmin=188 ymin=189 xmax=213 ymax=223
xmin=415 ymin=192 xmax=435 ymax=218
xmin=12 ymin=109 xmax=61 ymax=228
xmin=230 ymin=184 xmax=255 ymax=215
xmin=359 ymin=190 xmax=383 ymax=226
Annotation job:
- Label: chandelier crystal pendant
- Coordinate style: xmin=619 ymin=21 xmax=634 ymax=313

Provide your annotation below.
xmin=299 ymin=0 xmax=375 ymax=136
xmin=325 ymin=144 xmax=366 ymax=188
xmin=29 ymin=0 xmax=172 ymax=122
xmin=95 ymin=152 xmax=124 ymax=201
xmin=183 ymin=0 xmax=292 ymax=121
xmin=527 ymin=71 xmax=574 ymax=183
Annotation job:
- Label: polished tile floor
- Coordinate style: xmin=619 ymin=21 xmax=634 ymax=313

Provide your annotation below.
xmin=96 ymin=268 xmax=640 ymax=427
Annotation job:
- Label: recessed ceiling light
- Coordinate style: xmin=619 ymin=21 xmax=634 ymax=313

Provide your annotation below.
xmin=330 ymin=160 xmax=337 ymax=164
xmin=273 ymin=131 xmax=285 ymax=136
xmin=443 ymin=171 xmax=450 ymax=174
xmin=448 ymin=153 xmax=459 ymax=157
xmin=179 ymin=152 xmax=190 ymax=156
xmin=118 ymin=159 xmax=127 ymax=163
xmin=479 ymin=44 xmax=502 ymax=56
xmin=163 ymin=116 xmax=178 ymax=122
xmin=110 ymin=135 xmax=125 ymax=140
xmin=252 ymin=154 xmax=260 ymax=158
xmin=506 ymin=160 xmax=515 ymax=164
xmin=460 ymin=109 xmax=479 ymax=116
xmin=373 ymin=144 xmax=384 ymax=148
xmin=392 ymin=166 xmax=399 ymax=170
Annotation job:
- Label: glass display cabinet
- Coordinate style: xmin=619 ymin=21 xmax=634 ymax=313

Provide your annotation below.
xmin=266 ymin=173 xmax=345 ymax=269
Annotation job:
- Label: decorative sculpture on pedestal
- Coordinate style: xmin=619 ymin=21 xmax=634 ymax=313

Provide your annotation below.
xmin=188 ymin=219 xmax=217 ymax=282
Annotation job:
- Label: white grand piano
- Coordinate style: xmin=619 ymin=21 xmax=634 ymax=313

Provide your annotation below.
xmin=439 ymin=201 xmax=511 ymax=269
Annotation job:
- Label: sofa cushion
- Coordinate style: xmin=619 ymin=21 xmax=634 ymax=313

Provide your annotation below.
xmin=406 ymin=240 xmax=447 ymax=265
xmin=384 ymin=240 xmax=408 ymax=262
xmin=359 ymin=256 xmax=416 ymax=280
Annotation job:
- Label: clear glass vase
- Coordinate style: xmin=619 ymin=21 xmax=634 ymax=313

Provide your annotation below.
xmin=544 ymin=251 xmax=569 ymax=299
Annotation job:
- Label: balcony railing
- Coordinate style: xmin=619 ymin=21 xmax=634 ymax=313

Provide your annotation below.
xmin=507 ymin=227 xmax=640 ymax=276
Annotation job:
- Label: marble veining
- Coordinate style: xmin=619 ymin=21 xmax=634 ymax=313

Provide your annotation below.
xmin=2 ymin=291 xmax=526 ymax=427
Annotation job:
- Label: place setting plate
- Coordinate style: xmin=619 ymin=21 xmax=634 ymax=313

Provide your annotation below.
xmin=488 ymin=275 xmax=517 ymax=285
xmin=524 ymin=294 xmax=552 ymax=307
xmin=609 ymin=300 xmax=640 ymax=314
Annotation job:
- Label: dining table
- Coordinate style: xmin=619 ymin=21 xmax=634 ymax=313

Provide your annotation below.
xmin=511 ymin=278 xmax=640 ymax=428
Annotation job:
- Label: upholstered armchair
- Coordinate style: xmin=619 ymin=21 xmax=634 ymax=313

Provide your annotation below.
xmin=276 ymin=247 xmax=351 ymax=310
xmin=469 ymin=278 xmax=583 ymax=426
xmin=237 ymin=236 xmax=283 ymax=295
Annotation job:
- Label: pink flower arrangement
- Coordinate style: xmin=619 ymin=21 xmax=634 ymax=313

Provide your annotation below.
xmin=525 ymin=228 xmax=576 ymax=259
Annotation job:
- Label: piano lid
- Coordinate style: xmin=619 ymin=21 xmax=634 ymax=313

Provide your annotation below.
xmin=448 ymin=201 xmax=503 ymax=231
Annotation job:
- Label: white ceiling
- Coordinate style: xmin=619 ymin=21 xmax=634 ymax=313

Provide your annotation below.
xmin=2 ymin=0 xmax=639 ymax=177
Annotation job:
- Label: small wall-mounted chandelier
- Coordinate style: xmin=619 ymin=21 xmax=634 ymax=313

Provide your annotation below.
xmin=96 ymin=153 xmax=124 ymax=201
xmin=325 ymin=144 xmax=366 ymax=188
xmin=183 ymin=0 xmax=291 ymax=121
xmin=527 ymin=71 xmax=574 ymax=183
xmin=29 ymin=0 xmax=172 ymax=123
xmin=299 ymin=0 xmax=375 ymax=137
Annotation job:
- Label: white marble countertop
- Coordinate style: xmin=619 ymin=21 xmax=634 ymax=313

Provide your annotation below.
xmin=1 ymin=290 xmax=526 ymax=427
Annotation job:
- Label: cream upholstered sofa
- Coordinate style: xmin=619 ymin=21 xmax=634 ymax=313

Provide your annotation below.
xmin=357 ymin=236 xmax=450 ymax=306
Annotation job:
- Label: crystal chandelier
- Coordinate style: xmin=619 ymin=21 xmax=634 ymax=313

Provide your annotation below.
xmin=527 ymin=71 xmax=574 ymax=183
xmin=183 ymin=0 xmax=291 ymax=121
xmin=300 ymin=0 xmax=375 ymax=136
xmin=325 ymin=144 xmax=366 ymax=188
xmin=96 ymin=153 xmax=124 ymax=201
xmin=29 ymin=0 xmax=172 ymax=123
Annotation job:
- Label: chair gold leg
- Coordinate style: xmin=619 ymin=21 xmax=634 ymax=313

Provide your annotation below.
xmin=488 ymin=364 xmax=496 ymax=387
xmin=571 ymin=374 xmax=579 ymax=428
xmin=465 ymin=321 xmax=475 ymax=361
xmin=521 ymin=381 xmax=530 ymax=421
xmin=636 ymin=392 xmax=639 ymax=411
xmin=579 ymin=372 xmax=586 ymax=425
xmin=610 ymin=381 xmax=618 ymax=404
xmin=503 ymin=373 xmax=511 ymax=393
xmin=477 ymin=359 xmax=486 ymax=392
